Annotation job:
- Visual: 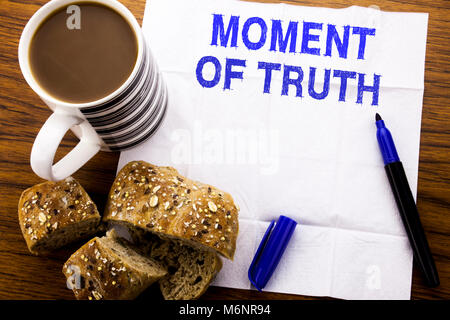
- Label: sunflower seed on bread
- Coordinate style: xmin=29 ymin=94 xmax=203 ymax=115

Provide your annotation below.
xmin=63 ymin=230 xmax=166 ymax=300
xmin=18 ymin=177 xmax=101 ymax=255
xmin=103 ymin=161 xmax=239 ymax=260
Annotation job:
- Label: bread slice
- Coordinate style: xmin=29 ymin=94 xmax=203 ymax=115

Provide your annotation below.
xmin=112 ymin=223 xmax=222 ymax=300
xmin=158 ymin=239 xmax=222 ymax=300
xmin=103 ymin=161 xmax=239 ymax=260
xmin=63 ymin=232 xmax=167 ymax=300
xmin=18 ymin=177 xmax=101 ymax=255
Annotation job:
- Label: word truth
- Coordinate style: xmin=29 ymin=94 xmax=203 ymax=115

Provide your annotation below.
xmin=195 ymin=14 xmax=381 ymax=105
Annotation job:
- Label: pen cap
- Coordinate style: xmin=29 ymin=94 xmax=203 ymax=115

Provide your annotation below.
xmin=248 ymin=215 xmax=297 ymax=291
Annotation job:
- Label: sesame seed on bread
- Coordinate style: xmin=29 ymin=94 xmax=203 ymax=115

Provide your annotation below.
xmin=18 ymin=177 xmax=101 ymax=255
xmin=63 ymin=231 xmax=166 ymax=300
xmin=103 ymin=161 xmax=239 ymax=260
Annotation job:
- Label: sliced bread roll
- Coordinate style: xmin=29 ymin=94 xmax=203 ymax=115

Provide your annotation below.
xmin=114 ymin=224 xmax=222 ymax=300
xmin=103 ymin=161 xmax=239 ymax=260
xmin=18 ymin=177 xmax=101 ymax=255
xmin=63 ymin=232 xmax=167 ymax=300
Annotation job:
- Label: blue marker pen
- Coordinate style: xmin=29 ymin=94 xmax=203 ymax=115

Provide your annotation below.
xmin=376 ymin=113 xmax=439 ymax=287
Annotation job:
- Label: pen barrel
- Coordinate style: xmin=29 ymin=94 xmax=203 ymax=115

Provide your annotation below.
xmin=385 ymin=161 xmax=440 ymax=287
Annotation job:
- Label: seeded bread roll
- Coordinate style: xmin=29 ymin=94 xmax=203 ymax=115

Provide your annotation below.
xmin=18 ymin=177 xmax=101 ymax=255
xmin=103 ymin=161 xmax=239 ymax=260
xmin=63 ymin=232 xmax=167 ymax=300
xmin=114 ymin=224 xmax=222 ymax=300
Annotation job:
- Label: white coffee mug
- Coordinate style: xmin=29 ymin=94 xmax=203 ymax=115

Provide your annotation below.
xmin=18 ymin=0 xmax=167 ymax=181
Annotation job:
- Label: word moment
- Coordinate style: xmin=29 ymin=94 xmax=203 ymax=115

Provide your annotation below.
xmin=195 ymin=14 xmax=382 ymax=105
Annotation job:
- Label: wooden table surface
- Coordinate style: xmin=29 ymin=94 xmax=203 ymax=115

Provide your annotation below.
xmin=0 ymin=0 xmax=449 ymax=300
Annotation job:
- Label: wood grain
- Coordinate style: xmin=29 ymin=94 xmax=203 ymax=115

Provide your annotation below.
xmin=0 ymin=0 xmax=448 ymax=300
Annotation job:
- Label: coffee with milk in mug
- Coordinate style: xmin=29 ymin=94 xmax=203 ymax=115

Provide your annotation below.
xmin=29 ymin=2 xmax=138 ymax=103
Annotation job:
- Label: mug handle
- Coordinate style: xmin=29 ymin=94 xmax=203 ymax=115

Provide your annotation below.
xmin=31 ymin=111 xmax=101 ymax=181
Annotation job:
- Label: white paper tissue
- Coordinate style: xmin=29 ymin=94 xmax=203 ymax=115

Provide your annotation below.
xmin=119 ymin=0 xmax=428 ymax=299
